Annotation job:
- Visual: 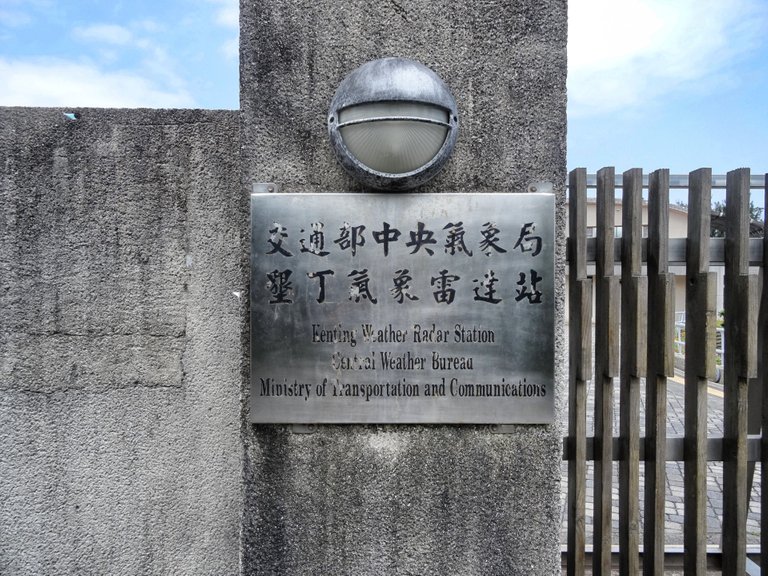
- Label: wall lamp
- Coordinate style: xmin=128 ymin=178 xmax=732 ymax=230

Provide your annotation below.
xmin=328 ymin=58 xmax=459 ymax=191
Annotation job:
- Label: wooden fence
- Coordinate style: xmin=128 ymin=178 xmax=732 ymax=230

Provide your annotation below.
xmin=565 ymin=168 xmax=767 ymax=574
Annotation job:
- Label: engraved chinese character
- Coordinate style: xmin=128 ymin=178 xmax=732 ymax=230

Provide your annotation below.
xmin=513 ymin=222 xmax=542 ymax=257
xmin=405 ymin=222 xmax=437 ymax=256
xmin=372 ymin=222 xmax=401 ymax=257
xmin=299 ymin=222 xmax=330 ymax=257
xmin=431 ymin=269 xmax=460 ymax=305
xmin=307 ymin=269 xmax=334 ymax=303
xmin=391 ymin=269 xmax=419 ymax=303
xmin=473 ymin=270 xmax=502 ymax=304
xmin=334 ymin=222 xmax=366 ymax=256
xmin=266 ymin=269 xmax=294 ymax=304
xmin=479 ymin=221 xmax=507 ymax=256
xmin=443 ymin=222 xmax=473 ymax=256
xmin=266 ymin=222 xmax=293 ymax=256
xmin=348 ymin=269 xmax=377 ymax=303
xmin=515 ymin=269 xmax=543 ymax=304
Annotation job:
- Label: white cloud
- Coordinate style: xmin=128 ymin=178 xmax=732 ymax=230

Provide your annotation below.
xmin=73 ymin=24 xmax=133 ymax=45
xmin=208 ymin=0 xmax=238 ymax=60
xmin=209 ymin=0 xmax=238 ymax=29
xmin=221 ymin=36 xmax=238 ymax=59
xmin=568 ymin=0 xmax=768 ymax=117
xmin=135 ymin=19 xmax=162 ymax=34
xmin=0 ymin=57 xmax=195 ymax=108
xmin=0 ymin=9 xmax=32 ymax=27
xmin=67 ymin=22 xmax=192 ymax=104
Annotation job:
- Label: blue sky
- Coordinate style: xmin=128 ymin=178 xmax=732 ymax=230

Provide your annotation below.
xmin=0 ymin=0 xmax=239 ymax=108
xmin=1 ymin=0 xmax=766 ymax=203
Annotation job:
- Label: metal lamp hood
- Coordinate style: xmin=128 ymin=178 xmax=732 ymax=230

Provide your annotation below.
xmin=328 ymin=58 xmax=459 ymax=191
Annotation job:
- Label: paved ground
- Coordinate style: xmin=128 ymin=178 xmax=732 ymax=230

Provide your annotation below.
xmin=559 ymin=369 xmax=761 ymax=556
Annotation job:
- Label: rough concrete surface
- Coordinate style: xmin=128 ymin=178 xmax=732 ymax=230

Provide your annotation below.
xmin=0 ymin=108 xmax=244 ymax=575
xmin=241 ymin=0 xmax=567 ymax=195
xmin=241 ymin=0 xmax=568 ymax=574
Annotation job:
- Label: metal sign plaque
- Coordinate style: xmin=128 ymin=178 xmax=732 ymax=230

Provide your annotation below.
xmin=250 ymin=192 xmax=555 ymax=424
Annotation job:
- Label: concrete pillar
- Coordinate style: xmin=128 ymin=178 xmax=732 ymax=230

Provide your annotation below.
xmin=240 ymin=0 xmax=567 ymax=573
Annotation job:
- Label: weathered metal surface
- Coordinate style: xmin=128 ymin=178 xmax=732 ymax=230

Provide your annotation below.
xmin=327 ymin=58 xmax=459 ymax=191
xmin=250 ymin=192 xmax=555 ymax=423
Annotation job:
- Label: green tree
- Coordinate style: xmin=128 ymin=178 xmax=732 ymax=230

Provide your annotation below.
xmin=711 ymin=200 xmax=764 ymax=237
xmin=671 ymin=200 xmax=764 ymax=237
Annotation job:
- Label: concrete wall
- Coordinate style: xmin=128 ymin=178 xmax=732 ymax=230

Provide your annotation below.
xmin=241 ymin=0 xmax=568 ymax=574
xmin=0 ymin=108 xmax=244 ymax=575
xmin=1 ymin=0 xmax=568 ymax=572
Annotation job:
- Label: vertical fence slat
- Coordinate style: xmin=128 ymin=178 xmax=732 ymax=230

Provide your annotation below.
xmin=593 ymin=167 xmax=619 ymax=575
xmin=722 ymin=168 xmax=758 ymax=575
xmin=644 ymin=169 xmax=672 ymax=575
xmin=619 ymin=168 xmax=646 ymax=575
xmin=562 ymin=166 xmax=765 ymax=573
xmin=683 ymin=167 xmax=715 ymax=575
xmin=762 ymin=173 xmax=768 ymax=574
xmin=568 ymin=168 xmax=592 ymax=576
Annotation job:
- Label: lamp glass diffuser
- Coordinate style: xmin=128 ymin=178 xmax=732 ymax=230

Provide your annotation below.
xmin=338 ymin=102 xmax=449 ymax=174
